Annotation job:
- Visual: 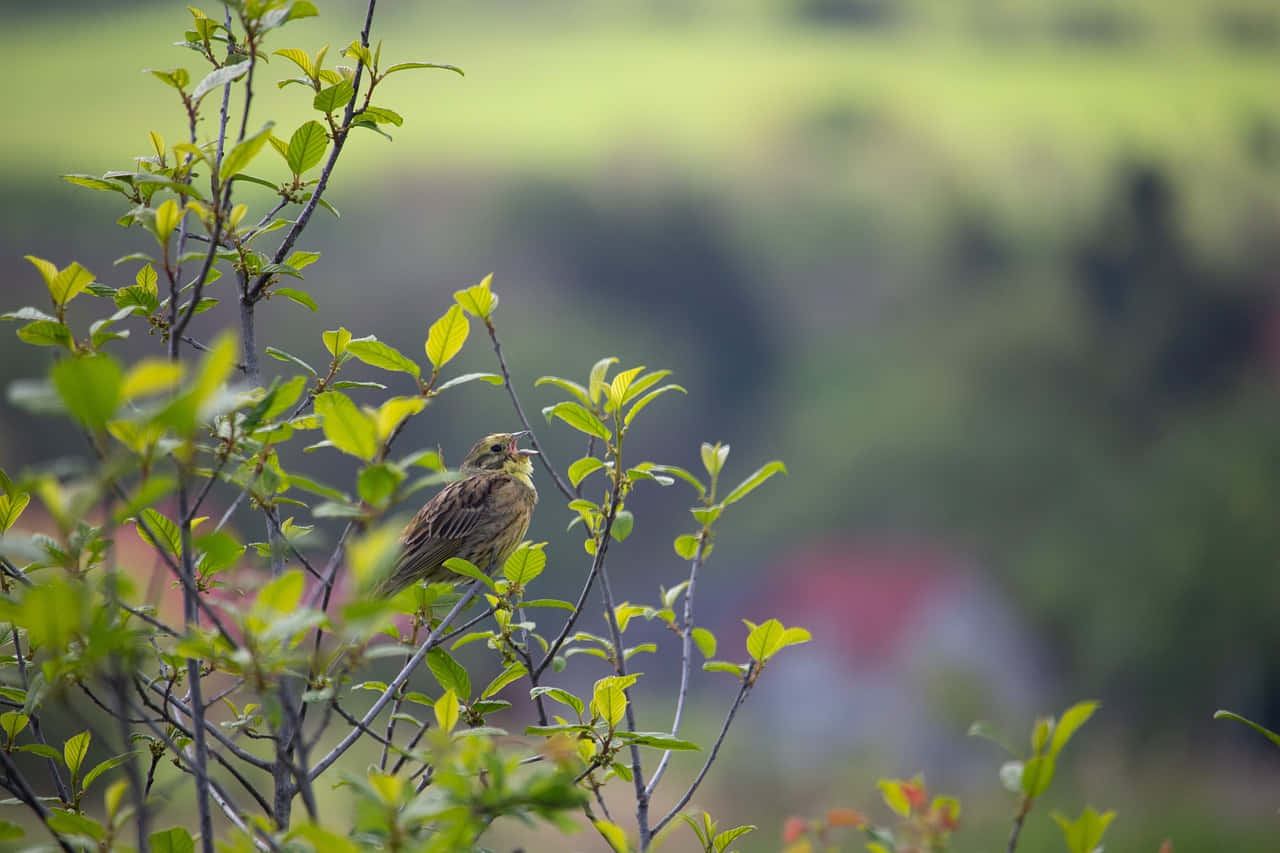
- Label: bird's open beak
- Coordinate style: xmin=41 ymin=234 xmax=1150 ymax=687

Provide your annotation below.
xmin=508 ymin=431 xmax=538 ymax=455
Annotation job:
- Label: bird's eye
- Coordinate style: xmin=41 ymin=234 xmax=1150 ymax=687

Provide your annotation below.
xmin=490 ymin=443 xmax=504 ymax=453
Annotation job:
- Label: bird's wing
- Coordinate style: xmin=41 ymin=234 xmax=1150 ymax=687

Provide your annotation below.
xmin=392 ymin=477 xmax=494 ymax=580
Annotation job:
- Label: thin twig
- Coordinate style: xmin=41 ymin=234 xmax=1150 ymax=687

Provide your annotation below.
xmin=651 ymin=667 xmax=756 ymax=836
xmin=308 ymin=580 xmax=483 ymax=780
xmin=139 ymin=679 xmax=273 ymax=771
xmin=485 ymin=319 xmax=573 ymax=501
xmin=645 ymin=537 xmax=707 ymax=797
xmin=10 ymin=624 xmax=70 ymax=803
xmin=247 ymin=0 xmax=377 ymax=301
xmin=0 ymin=749 xmax=76 ymax=853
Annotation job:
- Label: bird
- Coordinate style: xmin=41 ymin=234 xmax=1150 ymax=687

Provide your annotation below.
xmin=373 ymin=431 xmax=539 ymax=597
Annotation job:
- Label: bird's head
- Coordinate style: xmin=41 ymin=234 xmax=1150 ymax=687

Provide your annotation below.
xmin=459 ymin=431 xmax=539 ymax=477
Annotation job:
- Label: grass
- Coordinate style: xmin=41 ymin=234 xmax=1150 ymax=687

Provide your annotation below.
xmin=6 ymin=1 xmax=1280 ymax=207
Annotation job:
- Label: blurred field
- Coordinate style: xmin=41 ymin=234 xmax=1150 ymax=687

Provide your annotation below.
xmin=5 ymin=0 xmax=1280 ymax=849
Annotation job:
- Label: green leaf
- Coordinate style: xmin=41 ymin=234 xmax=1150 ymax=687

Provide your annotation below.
xmin=673 ymin=534 xmax=699 ymax=560
xmin=62 ymin=174 xmax=130 ymax=195
xmin=591 ymin=677 xmax=628 ymax=730
xmin=746 ymin=619 xmax=784 ymax=663
xmin=535 ymin=375 xmax=589 ymax=406
xmin=425 ymin=304 xmax=470 ymax=370
xmin=274 ymin=48 xmax=315 ymax=79
xmin=135 ymin=508 xmax=181 ymax=555
xmin=1214 ymin=709 xmax=1280 ymax=749
xmin=347 ymin=337 xmax=421 ymax=377
xmin=0 ymin=712 xmax=29 ymax=743
xmin=543 ymin=401 xmax=610 ymax=441
xmin=82 ymin=752 xmax=136 ymax=790
xmin=64 ymin=730 xmax=91 ymax=779
xmin=0 ymin=820 xmax=22 ymax=841
xmin=149 ymin=826 xmax=195 ymax=853
xmin=192 ymin=60 xmax=250 ymax=102
xmin=721 ymin=461 xmax=786 ymax=506
xmin=426 ymin=648 xmax=471 ymax=700
xmin=593 ymin=819 xmax=629 ymax=852
xmin=47 ymin=811 xmax=104 ymax=842
xmin=691 ymin=627 xmax=716 ymax=659
xmin=0 ymin=492 xmax=31 ymax=533
xmin=714 ymin=825 xmax=757 ymax=851
xmin=153 ymin=199 xmax=181 ymax=241
xmin=323 ymin=327 xmax=352 ymax=358
xmin=286 ymin=120 xmax=328 ymax=174
xmin=1048 ymin=700 xmax=1098 ymax=758
xmin=313 ymin=80 xmax=354 ymax=113
xmin=122 ymin=359 xmax=184 ymax=400
xmin=220 ymin=122 xmax=275 ymax=182
xmin=147 ymin=68 xmax=191 ymax=89
xmin=1051 ymin=806 xmax=1116 ymax=853
xmin=568 ymin=457 xmax=605 ymax=487
xmin=529 ymin=686 xmax=584 ymax=717
xmin=480 ymin=662 xmax=527 ymax=699
xmin=275 ymin=287 xmax=318 ymax=312
xmin=384 ymin=61 xmax=464 ymax=77
xmin=503 ymin=543 xmax=546 ymax=586
xmin=701 ymin=442 xmax=729 ymax=478
xmin=357 ymin=463 xmax=405 ymax=507
xmin=16 ymin=320 xmax=72 ymax=349
xmin=434 ymin=690 xmax=459 ymax=734
xmin=967 ymin=720 xmax=1016 ymax=755
xmin=265 ymin=346 xmax=318 ymax=377
xmin=453 ymin=273 xmax=497 ymax=318
xmin=52 ymin=355 xmax=123 ymax=429
xmin=314 ymin=391 xmax=378 ymax=460
xmin=45 ymin=260 xmax=95 ymax=307
xmin=1020 ymin=754 xmax=1056 ymax=798
xmin=443 ymin=557 xmax=495 ymax=589
xmin=256 ymin=570 xmax=306 ymax=615
xmin=588 ymin=357 xmax=618 ymax=405
xmin=624 ymin=383 xmax=685 ymax=426
xmin=613 ymin=731 xmax=701 ymax=750
xmin=611 ymin=510 xmax=634 ymax=541
xmin=436 ymin=372 xmax=502 ymax=392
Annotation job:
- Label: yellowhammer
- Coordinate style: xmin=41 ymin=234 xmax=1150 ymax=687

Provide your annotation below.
xmin=374 ymin=431 xmax=539 ymax=597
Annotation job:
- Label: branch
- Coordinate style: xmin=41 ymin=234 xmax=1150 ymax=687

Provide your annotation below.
xmin=0 ymin=749 xmax=76 ymax=853
xmin=484 ymin=318 xmax=573 ymax=501
xmin=10 ymin=623 xmax=70 ymax=804
xmin=247 ymin=0 xmax=378 ymax=302
xmin=650 ymin=666 xmax=756 ymax=837
xmin=307 ymin=579 xmax=483 ymax=780
xmin=139 ymin=679 xmax=274 ymax=771
xmin=645 ymin=536 xmax=708 ymax=796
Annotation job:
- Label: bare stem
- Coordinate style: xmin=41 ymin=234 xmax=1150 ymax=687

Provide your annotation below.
xmin=645 ymin=535 xmax=708 ymax=797
xmin=484 ymin=319 xmax=574 ymax=501
xmin=650 ymin=666 xmax=756 ymax=838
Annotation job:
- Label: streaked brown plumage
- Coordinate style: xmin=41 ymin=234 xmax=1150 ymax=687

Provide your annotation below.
xmin=374 ymin=431 xmax=539 ymax=597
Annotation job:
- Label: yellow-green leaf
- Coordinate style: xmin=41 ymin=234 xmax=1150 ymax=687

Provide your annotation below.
xmin=122 ymin=359 xmax=184 ymax=401
xmin=64 ymin=731 xmax=91 ymax=779
xmin=154 ymin=199 xmax=181 ymax=241
xmin=314 ymin=391 xmax=378 ymax=460
xmin=425 ymin=304 xmax=469 ymax=369
xmin=434 ymin=690 xmax=459 ymax=734
xmin=453 ymin=273 xmax=497 ymax=319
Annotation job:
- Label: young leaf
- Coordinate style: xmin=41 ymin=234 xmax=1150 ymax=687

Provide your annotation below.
xmin=434 ymin=690 xmax=459 ymax=734
xmin=313 ymin=391 xmax=378 ymax=460
xmin=63 ymin=731 xmax=91 ymax=780
xmin=443 ymin=558 xmax=495 ymax=589
xmin=313 ymin=80 xmax=354 ymax=113
xmin=346 ymin=337 xmax=421 ymax=377
xmin=568 ymin=457 xmax=605 ymax=487
xmin=192 ymin=60 xmax=250 ymax=102
xmin=426 ymin=648 xmax=471 ymax=700
xmin=544 ymin=402 xmax=610 ymax=441
xmin=425 ymin=305 xmax=469 ymax=370
xmin=673 ymin=535 xmax=699 ymax=560
xmin=286 ymin=120 xmax=328 ymax=174
xmin=480 ymin=662 xmax=527 ymax=699
xmin=1048 ymin=700 xmax=1099 ymax=758
xmin=503 ymin=543 xmax=546 ymax=586
xmin=220 ymin=122 xmax=275 ymax=182
xmin=529 ymin=686 xmax=585 ymax=717
xmin=721 ymin=461 xmax=787 ymax=506
xmin=453 ymin=273 xmax=497 ymax=319
xmin=384 ymin=62 xmax=464 ymax=77
xmin=52 ymin=355 xmax=123 ymax=429
xmin=691 ymin=627 xmax=716 ymax=659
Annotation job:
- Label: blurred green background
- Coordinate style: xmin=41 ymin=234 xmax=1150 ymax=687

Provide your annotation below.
xmin=5 ymin=0 xmax=1280 ymax=849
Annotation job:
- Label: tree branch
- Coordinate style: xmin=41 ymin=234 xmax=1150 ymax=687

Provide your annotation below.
xmin=484 ymin=318 xmax=573 ymax=501
xmin=650 ymin=666 xmax=756 ymax=838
